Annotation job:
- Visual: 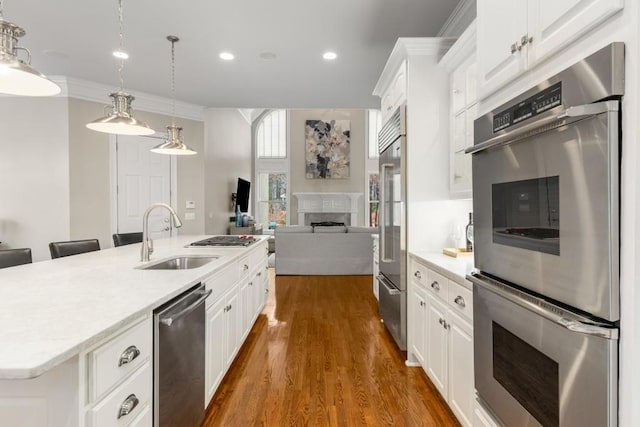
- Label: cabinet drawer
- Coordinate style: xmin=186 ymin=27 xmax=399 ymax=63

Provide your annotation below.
xmin=88 ymin=361 xmax=152 ymax=427
xmin=448 ymin=280 xmax=473 ymax=320
xmin=238 ymin=246 xmax=267 ymax=279
xmin=409 ymin=259 xmax=428 ymax=288
xmin=426 ymin=269 xmax=449 ymax=299
xmin=205 ymin=263 xmax=238 ymax=307
xmin=87 ymin=317 xmax=151 ymax=402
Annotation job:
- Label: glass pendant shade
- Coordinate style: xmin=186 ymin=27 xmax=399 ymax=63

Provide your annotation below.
xmin=86 ymin=91 xmax=154 ymax=136
xmin=0 ymin=20 xmax=61 ymax=96
xmin=151 ymin=125 xmax=196 ymax=155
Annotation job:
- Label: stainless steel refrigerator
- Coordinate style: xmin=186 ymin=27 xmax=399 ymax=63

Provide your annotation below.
xmin=377 ymin=106 xmax=407 ymax=350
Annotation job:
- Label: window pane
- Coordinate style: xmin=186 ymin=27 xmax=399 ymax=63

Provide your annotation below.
xmin=257 ymin=110 xmax=287 ymax=158
xmin=258 ymin=172 xmax=287 ymax=228
xmin=368 ymin=109 xmax=381 ymax=158
xmin=368 ymin=173 xmax=380 ymax=227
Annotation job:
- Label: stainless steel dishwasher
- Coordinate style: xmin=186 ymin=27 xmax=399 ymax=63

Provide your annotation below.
xmin=153 ymin=283 xmax=211 ymax=427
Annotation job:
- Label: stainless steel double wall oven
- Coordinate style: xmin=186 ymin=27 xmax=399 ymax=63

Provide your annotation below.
xmin=467 ymin=43 xmax=623 ymax=427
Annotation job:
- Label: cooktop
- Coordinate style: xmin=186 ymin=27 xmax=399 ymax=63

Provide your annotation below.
xmin=188 ymin=235 xmax=257 ymax=247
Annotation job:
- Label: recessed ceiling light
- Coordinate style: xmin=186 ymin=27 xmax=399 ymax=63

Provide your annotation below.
xmin=112 ymin=50 xmax=129 ymax=60
xmin=259 ymin=52 xmax=277 ymax=60
xmin=323 ymin=51 xmax=337 ymax=60
xmin=219 ymin=52 xmax=235 ymax=61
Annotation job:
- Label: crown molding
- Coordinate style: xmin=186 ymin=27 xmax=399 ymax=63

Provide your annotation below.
xmin=439 ymin=20 xmax=477 ymax=72
xmin=49 ymin=76 xmax=205 ymax=122
xmin=438 ymin=0 xmax=477 ymax=37
xmin=373 ymin=38 xmax=456 ymax=97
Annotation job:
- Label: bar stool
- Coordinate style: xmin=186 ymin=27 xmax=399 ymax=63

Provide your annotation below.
xmin=49 ymin=239 xmax=100 ymax=259
xmin=112 ymin=232 xmax=143 ymax=247
xmin=0 ymin=248 xmax=32 ymax=268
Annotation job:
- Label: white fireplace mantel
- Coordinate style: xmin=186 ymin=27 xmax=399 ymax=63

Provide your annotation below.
xmin=293 ymin=192 xmax=363 ymax=226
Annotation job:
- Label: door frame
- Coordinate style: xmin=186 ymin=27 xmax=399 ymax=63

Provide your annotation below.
xmin=109 ymin=135 xmax=178 ymax=241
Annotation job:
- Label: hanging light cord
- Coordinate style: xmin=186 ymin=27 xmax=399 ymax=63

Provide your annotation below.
xmin=117 ymin=0 xmax=125 ymax=91
xmin=170 ymin=37 xmax=176 ymax=126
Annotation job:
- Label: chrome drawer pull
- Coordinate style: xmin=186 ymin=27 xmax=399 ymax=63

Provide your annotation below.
xmin=431 ymin=281 xmax=440 ymax=291
xmin=118 ymin=345 xmax=141 ymax=367
xmin=117 ymin=394 xmax=139 ymax=419
xmin=454 ymin=296 xmax=466 ymax=308
xmin=414 ymin=271 xmax=421 ymax=279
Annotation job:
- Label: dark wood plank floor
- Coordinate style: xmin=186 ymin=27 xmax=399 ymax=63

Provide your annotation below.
xmin=203 ymin=272 xmax=460 ymax=427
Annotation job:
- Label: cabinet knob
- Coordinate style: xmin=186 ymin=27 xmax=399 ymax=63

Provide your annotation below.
xmin=431 ymin=281 xmax=440 ymax=291
xmin=117 ymin=394 xmax=139 ymax=419
xmin=454 ymin=295 xmax=466 ymax=308
xmin=510 ymin=41 xmax=522 ymax=54
xmin=249 ymin=281 xmax=253 ymax=286
xmin=243 ymin=264 xmax=249 ymax=271
xmin=118 ymin=345 xmax=141 ymax=367
xmin=521 ymin=34 xmax=533 ymax=46
xmin=419 ymin=301 xmax=425 ymax=307
xmin=414 ymin=270 xmax=422 ymax=279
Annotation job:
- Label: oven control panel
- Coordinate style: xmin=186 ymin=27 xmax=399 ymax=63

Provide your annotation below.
xmin=493 ymin=82 xmax=562 ymax=133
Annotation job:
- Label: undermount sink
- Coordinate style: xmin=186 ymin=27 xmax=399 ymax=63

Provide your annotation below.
xmin=138 ymin=255 xmax=220 ymax=270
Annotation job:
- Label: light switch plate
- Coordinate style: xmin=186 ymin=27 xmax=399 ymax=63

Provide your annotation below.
xmin=185 ymin=212 xmax=196 ymax=220
xmin=186 ymin=200 xmax=196 ymax=209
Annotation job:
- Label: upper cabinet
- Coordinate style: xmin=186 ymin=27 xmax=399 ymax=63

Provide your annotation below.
xmin=379 ymin=60 xmax=407 ymax=123
xmin=477 ymin=0 xmax=624 ymax=99
xmin=440 ymin=22 xmax=477 ymax=199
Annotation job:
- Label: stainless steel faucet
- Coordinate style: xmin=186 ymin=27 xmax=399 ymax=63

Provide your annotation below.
xmin=141 ymin=203 xmax=183 ymax=262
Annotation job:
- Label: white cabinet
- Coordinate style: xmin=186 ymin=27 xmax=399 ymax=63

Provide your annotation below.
xmin=440 ymin=22 xmax=477 ymax=199
xmin=205 ymin=296 xmax=227 ymax=404
xmin=408 ymin=256 xmax=475 ymax=427
xmin=204 ymin=240 xmax=268 ymax=405
xmin=477 ymin=0 xmax=623 ymax=98
xmin=379 ymin=60 xmax=407 ymax=123
xmin=425 ymin=293 xmax=449 ymax=396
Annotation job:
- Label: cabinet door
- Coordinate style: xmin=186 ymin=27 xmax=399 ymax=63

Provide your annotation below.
xmin=447 ymin=311 xmax=474 ymax=427
xmin=528 ymin=0 xmax=623 ymax=65
xmin=205 ymin=298 xmax=226 ymax=404
xmin=477 ymin=0 xmax=527 ymax=98
xmin=240 ymin=280 xmax=251 ymax=342
xmin=410 ymin=284 xmax=427 ymax=365
xmin=451 ymin=67 xmax=467 ymax=115
xmin=425 ymin=294 xmax=448 ymax=397
xmin=225 ymin=290 xmax=241 ymax=368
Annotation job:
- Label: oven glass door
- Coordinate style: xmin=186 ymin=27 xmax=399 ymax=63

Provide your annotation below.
xmin=471 ymin=110 xmax=619 ymax=321
xmin=473 ymin=281 xmax=617 ymax=427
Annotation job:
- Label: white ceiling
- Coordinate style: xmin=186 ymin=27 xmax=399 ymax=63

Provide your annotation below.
xmin=4 ymin=0 xmax=461 ymax=109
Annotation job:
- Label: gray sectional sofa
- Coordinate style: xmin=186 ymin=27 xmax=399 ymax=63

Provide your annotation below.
xmin=274 ymin=225 xmax=378 ymax=275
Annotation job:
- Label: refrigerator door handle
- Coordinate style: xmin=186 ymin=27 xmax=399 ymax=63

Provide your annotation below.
xmin=380 ymin=162 xmax=395 ymax=262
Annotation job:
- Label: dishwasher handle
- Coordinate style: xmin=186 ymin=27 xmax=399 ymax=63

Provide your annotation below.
xmin=159 ymin=289 xmax=212 ymax=327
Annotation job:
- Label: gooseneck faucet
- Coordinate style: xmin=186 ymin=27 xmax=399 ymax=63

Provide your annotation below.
xmin=141 ymin=203 xmax=183 ymax=262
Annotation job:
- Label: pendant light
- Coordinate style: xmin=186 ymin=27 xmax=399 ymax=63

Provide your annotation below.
xmin=86 ymin=0 xmax=153 ymax=136
xmin=150 ymin=36 xmax=197 ymax=155
xmin=0 ymin=0 xmax=60 ymax=96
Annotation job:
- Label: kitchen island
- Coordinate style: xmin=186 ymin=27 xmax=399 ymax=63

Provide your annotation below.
xmin=0 ymin=235 xmax=269 ymax=427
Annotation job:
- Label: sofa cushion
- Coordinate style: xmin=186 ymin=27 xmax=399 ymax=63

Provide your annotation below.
xmin=347 ymin=226 xmax=378 ymax=233
xmin=314 ymin=225 xmax=347 ymax=233
xmin=275 ymin=226 xmax=313 ymax=234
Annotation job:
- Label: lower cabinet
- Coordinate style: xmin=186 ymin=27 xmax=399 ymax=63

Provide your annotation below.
xmin=408 ymin=256 xmax=474 ymax=427
xmin=204 ymin=241 xmax=268 ymax=406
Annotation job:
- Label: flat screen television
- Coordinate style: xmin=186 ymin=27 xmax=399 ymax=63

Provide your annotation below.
xmin=236 ymin=178 xmax=251 ymax=213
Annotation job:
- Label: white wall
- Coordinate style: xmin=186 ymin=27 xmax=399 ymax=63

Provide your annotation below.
xmin=203 ymin=109 xmax=252 ymax=235
xmin=0 ymin=97 xmax=70 ymax=262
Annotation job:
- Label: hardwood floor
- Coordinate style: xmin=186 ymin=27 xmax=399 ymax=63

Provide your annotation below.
xmin=203 ymin=272 xmax=460 ymax=427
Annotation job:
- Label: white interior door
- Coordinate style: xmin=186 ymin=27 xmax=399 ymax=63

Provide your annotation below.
xmin=116 ymin=136 xmax=172 ymax=239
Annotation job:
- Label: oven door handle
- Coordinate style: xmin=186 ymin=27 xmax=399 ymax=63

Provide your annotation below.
xmin=468 ymin=273 xmax=618 ymax=340
xmin=466 ymin=100 xmax=619 ymax=155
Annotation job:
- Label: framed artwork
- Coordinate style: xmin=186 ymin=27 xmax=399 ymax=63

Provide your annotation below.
xmin=305 ymin=119 xmax=350 ymax=179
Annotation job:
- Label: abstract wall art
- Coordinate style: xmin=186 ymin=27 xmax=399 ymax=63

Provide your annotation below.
xmin=305 ymin=119 xmax=351 ymax=179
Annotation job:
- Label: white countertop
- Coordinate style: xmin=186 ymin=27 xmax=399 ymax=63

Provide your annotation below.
xmin=0 ymin=235 xmax=267 ymax=380
xmin=409 ymin=251 xmax=476 ymax=288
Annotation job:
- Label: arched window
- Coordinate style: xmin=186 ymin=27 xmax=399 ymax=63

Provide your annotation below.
xmin=254 ymin=110 xmax=288 ymax=230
